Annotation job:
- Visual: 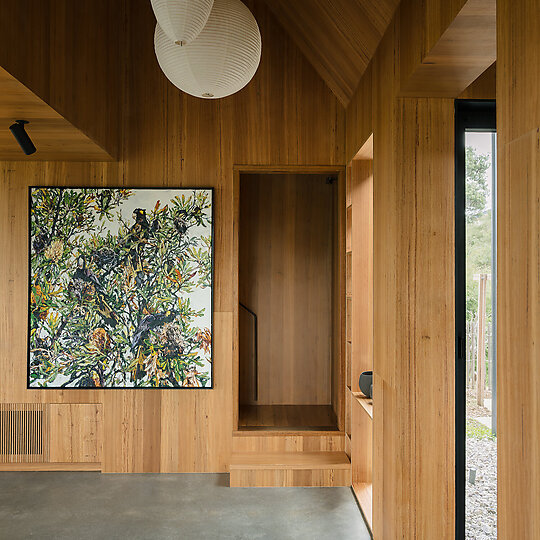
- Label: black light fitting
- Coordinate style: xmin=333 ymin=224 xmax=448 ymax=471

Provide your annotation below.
xmin=9 ymin=120 xmax=37 ymax=155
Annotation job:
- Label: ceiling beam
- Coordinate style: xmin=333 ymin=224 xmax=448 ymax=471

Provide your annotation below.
xmin=399 ymin=0 xmax=496 ymax=97
xmin=0 ymin=66 xmax=113 ymax=161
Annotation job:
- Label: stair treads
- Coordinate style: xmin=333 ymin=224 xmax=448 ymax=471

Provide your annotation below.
xmin=230 ymin=451 xmax=350 ymax=470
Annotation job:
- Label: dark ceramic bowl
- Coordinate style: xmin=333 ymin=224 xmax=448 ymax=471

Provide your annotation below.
xmin=359 ymin=371 xmax=373 ymax=398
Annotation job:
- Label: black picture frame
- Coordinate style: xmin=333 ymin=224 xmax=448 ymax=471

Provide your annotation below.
xmin=27 ymin=186 xmax=215 ymax=390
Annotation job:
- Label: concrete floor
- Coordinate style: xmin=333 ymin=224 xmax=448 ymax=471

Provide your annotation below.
xmin=0 ymin=472 xmax=371 ymax=540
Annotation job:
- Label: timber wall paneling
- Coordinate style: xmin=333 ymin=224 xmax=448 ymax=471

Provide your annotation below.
xmin=343 ymin=0 xmax=497 ymax=535
xmin=346 ymin=1 xmax=461 ymax=536
xmin=497 ymin=0 xmax=540 ymax=537
xmin=0 ymin=403 xmax=101 ymax=467
xmin=0 ymin=0 xmax=345 ymax=473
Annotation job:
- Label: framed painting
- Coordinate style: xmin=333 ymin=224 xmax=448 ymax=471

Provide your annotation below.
xmin=28 ymin=187 xmax=213 ymax=388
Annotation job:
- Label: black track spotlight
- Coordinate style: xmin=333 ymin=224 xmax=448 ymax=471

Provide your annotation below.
xmin=9 ymin=120 xmax=36 ymax=155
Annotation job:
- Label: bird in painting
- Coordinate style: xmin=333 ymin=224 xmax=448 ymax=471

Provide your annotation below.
xmin=130 ymin=310 xmax=177 ymax=353
xmin=174 ymin=209 xmax=188 ymax=238
xmin=131 ymin=208 xmax=150 ymax=238
xmin=73 ymin=255 xmax=100 ymax=288
xmin=70 ymin=255 xmax=119 ymax=328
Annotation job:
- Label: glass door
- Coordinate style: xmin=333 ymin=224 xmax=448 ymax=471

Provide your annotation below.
xmin=455 ymin=100 xmax=496 ymax=540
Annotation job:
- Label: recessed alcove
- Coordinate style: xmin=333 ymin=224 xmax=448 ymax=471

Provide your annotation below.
xmin=237 ymin=171 xmax=342 ymax=432
xmin=345 ymin=134 xmax=374 ymax=529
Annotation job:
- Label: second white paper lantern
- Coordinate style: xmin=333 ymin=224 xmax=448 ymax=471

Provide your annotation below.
xmin=150 ymin=0 xmax=214 ymax=45
xmin=154 ymin=0 xmax=262 ymax=99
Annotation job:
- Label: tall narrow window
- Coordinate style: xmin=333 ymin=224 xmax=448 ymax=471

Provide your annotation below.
xmin=455 ymin=101 xmax=496 ymax=540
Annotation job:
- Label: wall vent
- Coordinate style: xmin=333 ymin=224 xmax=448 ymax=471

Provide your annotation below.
xmin=0 ymin=404 xmax=49 ymax=463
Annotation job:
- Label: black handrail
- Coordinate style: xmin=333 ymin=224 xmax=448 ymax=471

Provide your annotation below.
xmin=240 ymin=302 xmax=258 ymax=401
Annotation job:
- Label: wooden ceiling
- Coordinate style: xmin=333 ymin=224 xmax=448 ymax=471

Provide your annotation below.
xmin=0 ymin=66 xmax=113 ymax=161
xmin=399 ymin=0 xmax=496 ymax=97
xmin=262 ymin=0 xmax=400 ymax=106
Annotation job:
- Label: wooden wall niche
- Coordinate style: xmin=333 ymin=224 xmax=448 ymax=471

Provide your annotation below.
xmin=238 ymin=172 xmax=342 ymax=430
xmin=345 ymin=138 xmax=374 ymax=531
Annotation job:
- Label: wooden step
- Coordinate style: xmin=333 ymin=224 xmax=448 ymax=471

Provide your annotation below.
xmin=230 ymin=451 xmax=351 ymax=487
xmin=231 ymin=451 xmax=350 ymax=470
xmin=232 ymin=431 xmax=345 ymax=453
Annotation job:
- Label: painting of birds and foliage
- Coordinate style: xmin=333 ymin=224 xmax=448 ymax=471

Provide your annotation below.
xmin=28 ymin=187 xmax=213 ymax=388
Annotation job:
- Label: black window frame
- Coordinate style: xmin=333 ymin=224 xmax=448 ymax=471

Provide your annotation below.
xmin=454 ymin=99 xmax=496 ymax=540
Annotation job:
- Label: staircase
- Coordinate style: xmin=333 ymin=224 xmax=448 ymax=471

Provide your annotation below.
xmin=230 ymin=432 xmax=351 ymax=487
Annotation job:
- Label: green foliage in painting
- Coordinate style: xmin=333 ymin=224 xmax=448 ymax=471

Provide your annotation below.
xmin=29 ymin=188 xmax=213 ymax=388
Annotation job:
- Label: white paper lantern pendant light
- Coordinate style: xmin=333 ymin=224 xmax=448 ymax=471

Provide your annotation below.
xmin=151 ymin=0 xmax=214 ymax=45
xmin=154 ymin=0 xmax=262 ymax=99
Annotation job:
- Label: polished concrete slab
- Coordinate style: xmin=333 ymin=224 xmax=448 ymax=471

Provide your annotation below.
xmin=0 ymin=472 xmax=371 ymax=540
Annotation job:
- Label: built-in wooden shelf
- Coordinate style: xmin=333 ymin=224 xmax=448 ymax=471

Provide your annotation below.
xmin=346 ymin=252 xmax=352 ymax=296
xmin=347 ymin=155 xmax=373 ymax=534
xmin=346 ymin=206 xmax=352 ymax=251
xmin=352 ymin=482 xmax=373 ymax=530
xmin=352 ymin=392 xmax=373 ymax=419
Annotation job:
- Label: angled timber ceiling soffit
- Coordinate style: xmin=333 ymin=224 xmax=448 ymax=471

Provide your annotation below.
xmin=262 ymin=0 xmax=400 ymax=106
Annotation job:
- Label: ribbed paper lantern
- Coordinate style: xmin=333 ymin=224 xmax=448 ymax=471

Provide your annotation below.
xmin=151 ymin=0 xmax=214 ymax=45
xmin=154 ymin=0 xmax=262 ymax=99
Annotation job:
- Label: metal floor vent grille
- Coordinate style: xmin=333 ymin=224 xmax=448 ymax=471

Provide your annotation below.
xmin=0 ymin=404 xmax=49 ymax=463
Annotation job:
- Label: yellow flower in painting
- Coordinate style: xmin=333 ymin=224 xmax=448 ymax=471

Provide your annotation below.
xmin=91 ymin=371 xmax=102 ymax=387
xmin=44 ymin=239 xmax=64 ymax=262
xmin=122 ymin=265 xmax=136 ymax=292
xmin=89 ymin=328 xmax=110 ymax=352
